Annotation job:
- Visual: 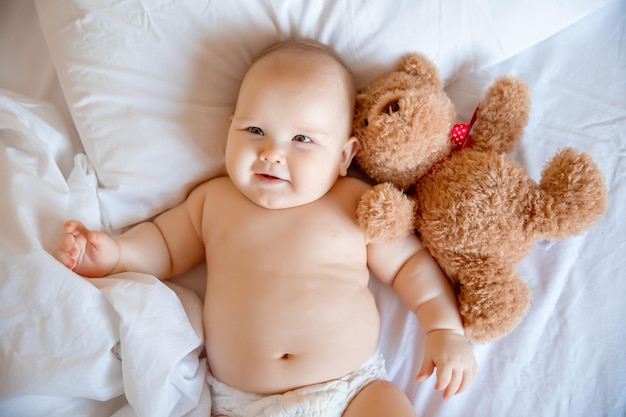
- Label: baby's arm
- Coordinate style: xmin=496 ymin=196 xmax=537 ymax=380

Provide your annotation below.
xmin=368 ymin=234 xmax=477 ymax=399
xmin=55 ymin=183 xmax=208 ymax=279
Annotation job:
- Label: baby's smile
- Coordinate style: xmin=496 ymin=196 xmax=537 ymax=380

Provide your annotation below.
xmin=256 ymin=173 xmax=285 ymax=183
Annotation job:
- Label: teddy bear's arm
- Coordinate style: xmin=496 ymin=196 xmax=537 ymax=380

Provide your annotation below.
xmin=471 ymin=76 xmax=530 ymax=154
xmin=356 ymin=183 xmax=415 ymax=243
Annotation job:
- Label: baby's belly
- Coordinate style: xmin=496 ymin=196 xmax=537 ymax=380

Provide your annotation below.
xmin=203 ymin=275 xmax=381 ymax=395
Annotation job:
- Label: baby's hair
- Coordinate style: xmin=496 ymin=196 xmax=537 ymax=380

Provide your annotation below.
xmin=252 ymin=38 xmax=356 ymax=104
xmin=255 ymin=39 xmax=347 ymax=68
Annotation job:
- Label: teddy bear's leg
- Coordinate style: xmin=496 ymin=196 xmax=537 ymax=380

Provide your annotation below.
xmin=471 ymin=77 xmax=530 ymax=154
xmin=538 ymin=147 xmax=608 ymax=239
xmin=357 ymin=183 xmax=416 ymax=243
xmin=456 ymin=269 xmax=532 ymax=344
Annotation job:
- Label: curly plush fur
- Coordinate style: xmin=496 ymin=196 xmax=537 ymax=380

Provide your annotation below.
xmin=355 ymin=53 xmax=608 ymax=343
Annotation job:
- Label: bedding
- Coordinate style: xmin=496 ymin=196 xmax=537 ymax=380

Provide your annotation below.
xmin=1 ymin=0 xmax=624 ymax=416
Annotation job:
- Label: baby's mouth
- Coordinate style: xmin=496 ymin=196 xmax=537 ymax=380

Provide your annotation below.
xmin=256 ymin=173 xmax=285 ymax=183
xmin=259 ymin=173 xmax=278 ymax=180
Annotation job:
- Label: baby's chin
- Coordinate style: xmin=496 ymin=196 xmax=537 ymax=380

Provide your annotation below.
xmin=242 ymin=188 xmax=325 ymax=210
xmin=248 ymin=196 xmax=313 ymax=210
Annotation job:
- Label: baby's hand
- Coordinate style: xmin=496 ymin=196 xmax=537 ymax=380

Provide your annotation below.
xmin=417 ymin=329 xmax=477 ymax=399
xmin=54 ymin=220 xmax=120 ymax=278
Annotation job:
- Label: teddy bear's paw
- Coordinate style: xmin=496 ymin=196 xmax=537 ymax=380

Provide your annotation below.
xmin=357 ymin=183 xmax=416 ymax=243
xmin=472 ymin=76 xmax=530 ymax=154
xmin=539 ymin=147 xmax=609 ymax=239
xmin=458 ymin=276 xmax=532 ymax=344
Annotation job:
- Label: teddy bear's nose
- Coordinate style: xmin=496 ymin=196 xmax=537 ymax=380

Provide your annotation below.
xmin=383 ymin=99 xmax=400 ymax=115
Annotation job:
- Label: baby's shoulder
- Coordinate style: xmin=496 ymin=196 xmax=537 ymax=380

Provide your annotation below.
xmin=324 ymin=176 xmax=373 ymax=213
xmin=333 ymin=175 xmax=372 ymax=198
xmin=338 ymin=174 xmax=371 ymax=188
xmin=190 ymin=176 xmax=231 ymax=195
xmin=184 ymin=176 xmax=233 ymax=207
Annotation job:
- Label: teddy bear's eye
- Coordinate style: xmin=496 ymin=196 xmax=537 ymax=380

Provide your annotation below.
xmin=364 ymin=119 xmax=369 ymax=127
xmin=383 ymin=99 xmax=401 ymax=115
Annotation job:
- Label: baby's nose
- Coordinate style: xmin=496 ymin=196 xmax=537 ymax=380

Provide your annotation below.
xmin=259 ymin=146 xmax=284 ymax=164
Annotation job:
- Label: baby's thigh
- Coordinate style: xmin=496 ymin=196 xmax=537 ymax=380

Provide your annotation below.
xmin=342 ymin=380 xmax=418 ymax=417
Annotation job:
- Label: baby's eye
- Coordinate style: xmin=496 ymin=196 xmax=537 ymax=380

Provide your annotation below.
xmin=293 ymin=134 xmax=312 ymax=143
xmin=248 ymin=126 xmax=264 ymax=136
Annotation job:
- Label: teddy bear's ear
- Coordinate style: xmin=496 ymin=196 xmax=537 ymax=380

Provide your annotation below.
xmin=355 ymin=93 xmax=374 ymax=116
xmin=399 ymin=53 xmax=443 ymax=90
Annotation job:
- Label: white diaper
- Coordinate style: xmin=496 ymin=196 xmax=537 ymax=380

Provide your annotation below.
xmin=206 ymin=352 xmax=387 ymax=417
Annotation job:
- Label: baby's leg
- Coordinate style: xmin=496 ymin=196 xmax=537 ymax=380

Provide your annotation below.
xmin=343 ymin=380 xmax=418 ymax=417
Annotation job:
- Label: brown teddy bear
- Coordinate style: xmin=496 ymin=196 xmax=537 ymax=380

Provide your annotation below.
xmin=354 ymin=53 xmax=608 ymax=343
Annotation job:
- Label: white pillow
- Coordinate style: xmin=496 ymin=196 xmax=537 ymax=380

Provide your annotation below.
xmin=34 ymin=0 xmax=609 ymax=230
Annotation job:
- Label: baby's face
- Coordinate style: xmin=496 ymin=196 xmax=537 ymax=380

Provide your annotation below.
xmin=225 ymin=50 xmax=357 ymax=209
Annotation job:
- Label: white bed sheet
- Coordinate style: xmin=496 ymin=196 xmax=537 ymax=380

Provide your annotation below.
xmin=1 ymin=1 xmax=624 ymax=417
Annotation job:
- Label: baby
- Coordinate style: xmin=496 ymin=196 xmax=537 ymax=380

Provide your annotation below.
xmin=54 ymin=40 xmax=477 ymax=417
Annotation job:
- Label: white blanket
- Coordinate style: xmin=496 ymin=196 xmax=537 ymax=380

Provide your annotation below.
xmin=0 ymin=90 xmax=211 ymax=417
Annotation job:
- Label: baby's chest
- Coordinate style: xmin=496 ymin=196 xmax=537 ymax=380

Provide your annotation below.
xmin=219 ymin=214 xmax=356 ymax=252
xmin=205 ymin=202 xmax=365 ymax=265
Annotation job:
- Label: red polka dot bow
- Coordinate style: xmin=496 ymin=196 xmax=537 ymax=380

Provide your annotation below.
xmin=450 ymin=106 xmax=479 ymax=150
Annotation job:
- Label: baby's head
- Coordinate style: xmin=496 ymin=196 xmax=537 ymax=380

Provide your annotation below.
xmin=225 ymin=39 xmax=358 ymax=209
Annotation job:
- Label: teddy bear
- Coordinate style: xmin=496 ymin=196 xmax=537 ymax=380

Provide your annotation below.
xmin=354 ymin=53 xmax=608 ymax=343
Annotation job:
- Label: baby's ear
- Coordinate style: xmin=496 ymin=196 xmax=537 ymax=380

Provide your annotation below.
xmin=339 ymin=136 xmax=359 ymax=176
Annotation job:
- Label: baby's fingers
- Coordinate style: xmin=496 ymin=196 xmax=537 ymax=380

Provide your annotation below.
xmin=55 ymin=233 xmax=79 ymax=269
xmin=434 ymin=366 xmax=453 ymax=393
xmin=64 ymin=219 xmax=87 ymax=236
xmin=85 ymin=230 xmax=115 ymax=256
xmin=439 ymin=368 xmax=477 ymax=399
xmin=440 ymin=369 xmax=462 ymax=400
xmin=456 ymin=365 xmax=478 ymax=395
xmin=57 ymin=231 xmax=75 ymax=252
xmin=416 ymin=360 xmax=435 ymax=382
